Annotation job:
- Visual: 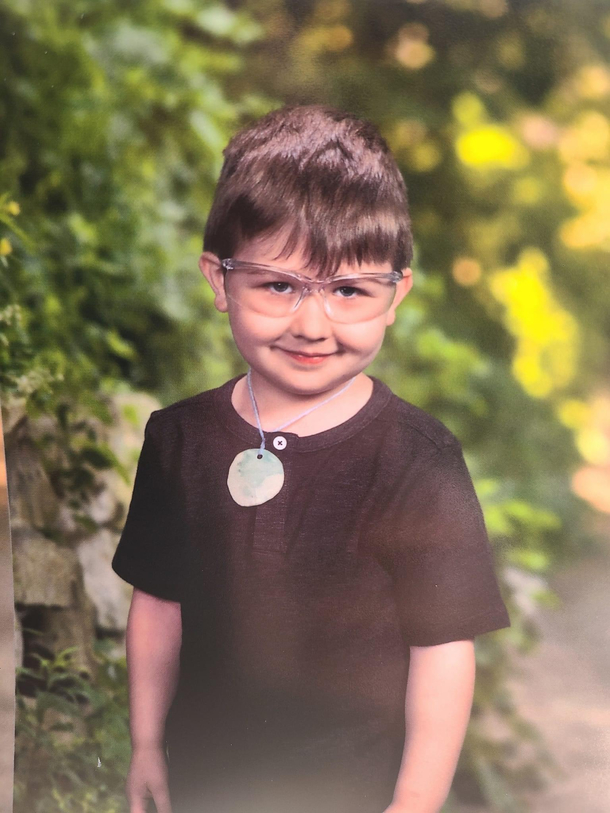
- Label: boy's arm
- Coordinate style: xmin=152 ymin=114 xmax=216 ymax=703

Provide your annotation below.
xmin=385 ymin=639 xmax=476 ymax=813
xmin=126 ymin=587 xmax=182 ymax=749
xmin=125 ymin=588 xmax=182 ymax=813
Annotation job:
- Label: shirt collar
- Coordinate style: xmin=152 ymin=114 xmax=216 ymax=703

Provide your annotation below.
xmin=213 ymin=373 xmax=392 ymax=453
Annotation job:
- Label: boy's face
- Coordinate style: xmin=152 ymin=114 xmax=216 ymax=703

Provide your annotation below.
xmin=199 ymin=232 xmax=412 ymax=398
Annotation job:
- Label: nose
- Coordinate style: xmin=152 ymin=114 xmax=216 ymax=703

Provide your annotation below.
xmin=289 ymin=288 xmax=333 ymax=338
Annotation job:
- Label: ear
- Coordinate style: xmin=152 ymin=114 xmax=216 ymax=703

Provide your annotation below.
xmin=385 ymin=268 xmax=413 ymax=326
xmin=199 ymin=252 xmax=228 ymax=313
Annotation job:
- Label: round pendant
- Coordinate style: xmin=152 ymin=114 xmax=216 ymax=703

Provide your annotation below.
xmin=227 ymin=448 xmax=285 ymax=507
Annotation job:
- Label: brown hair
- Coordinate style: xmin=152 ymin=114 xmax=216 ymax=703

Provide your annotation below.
xmin=203 ymin=105 xmax=412 ymax=278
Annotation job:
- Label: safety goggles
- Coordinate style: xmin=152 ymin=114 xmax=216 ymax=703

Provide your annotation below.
xmin=219 ymin=258 xmax=403 ymax=324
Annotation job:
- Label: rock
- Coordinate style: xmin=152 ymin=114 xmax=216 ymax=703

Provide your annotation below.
xmin=85 ymin=480 xmax=121 ymax=527
xmin=13 ymin=526 xmax=80 ymax=608
xmin=6 ymin=434 xmax=59 ymax=531
xmin=12 ymin=525 xmax=99 ymax=677
xmin=76 ymin=528 xmax=132 ymax=632
xmin=55 ymin=502 xmax=88 ymax=544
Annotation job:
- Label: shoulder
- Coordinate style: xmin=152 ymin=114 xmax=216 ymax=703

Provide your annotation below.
xmin=144 ymin=380 xmax=228 ymax=442
xmin=149 ymin=388 xmax=215 ymax=422
xmin=376 ymin=382 xmax=461 ymax=456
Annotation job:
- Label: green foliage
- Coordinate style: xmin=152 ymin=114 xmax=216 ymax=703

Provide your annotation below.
xmin=0 ymin=195 xmax=63 ymax=403
xmin=0 ymin=0 xmax=271 ymax=415
xmin=14 ymin=640 xmax=130 ymax=813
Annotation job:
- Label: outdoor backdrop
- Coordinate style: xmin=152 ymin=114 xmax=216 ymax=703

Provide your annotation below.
xmin=2 ymin=1 xmax=610 ymax=812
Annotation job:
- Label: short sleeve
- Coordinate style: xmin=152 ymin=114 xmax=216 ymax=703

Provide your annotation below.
xmin=379 ymin=440 xmax=511 ymax=646
xmin=111 ymin=414 xmax=183 ymax=602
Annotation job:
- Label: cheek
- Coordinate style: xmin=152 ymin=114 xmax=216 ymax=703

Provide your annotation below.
xmin=340 ymin=323 xmax=386 ymax=349
xmin=228 ymin=310 xmax=288 ymax=342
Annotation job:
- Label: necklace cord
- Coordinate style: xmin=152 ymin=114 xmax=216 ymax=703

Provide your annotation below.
xmin=246 ymin=368 xmax=358 ymax=454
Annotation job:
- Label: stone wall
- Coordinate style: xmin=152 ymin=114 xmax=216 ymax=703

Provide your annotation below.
xmin=4 ymin=391 xmax=161 ymax=679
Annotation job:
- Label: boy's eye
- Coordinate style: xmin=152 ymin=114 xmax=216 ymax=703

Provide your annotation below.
xmin=264 ymin=281 xmax=293 ymax=294
xmin=332 ymin=284 xmax=369 ymax=298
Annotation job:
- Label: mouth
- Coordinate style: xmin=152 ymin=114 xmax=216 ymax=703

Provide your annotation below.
xmin=278 ymin=348 xmax=335 ymax=364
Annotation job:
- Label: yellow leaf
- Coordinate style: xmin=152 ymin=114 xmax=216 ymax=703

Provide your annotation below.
xmin=487 ymin=249 xmax=579 ymax=397
xmin=456 ymin=125 xmax=529 ymax=169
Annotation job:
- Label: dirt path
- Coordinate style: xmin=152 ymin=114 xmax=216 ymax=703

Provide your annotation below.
xmin=453 ymin=534 xmax=610 ymax=812
xmin=503 ymin=537 xmax=610 ymax=812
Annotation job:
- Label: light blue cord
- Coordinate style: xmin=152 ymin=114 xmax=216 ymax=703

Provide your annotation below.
xmin=246 ymin=367 xmax=358 ymax=453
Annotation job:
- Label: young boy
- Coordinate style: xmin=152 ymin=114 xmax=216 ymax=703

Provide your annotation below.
xmin=112 ymin=104 xmax=511 ymax=813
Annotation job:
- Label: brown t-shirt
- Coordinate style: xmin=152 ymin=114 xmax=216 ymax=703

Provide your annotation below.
xmin=112 ymin=373 xmax=510 ymax=813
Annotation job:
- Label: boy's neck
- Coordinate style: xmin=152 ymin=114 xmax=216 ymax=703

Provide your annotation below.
xmin=231 ymin=372 xmax=374 ymax=437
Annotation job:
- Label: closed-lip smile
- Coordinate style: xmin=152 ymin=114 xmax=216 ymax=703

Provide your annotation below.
xmin=279 ymin=348 xmax=335 ymax=357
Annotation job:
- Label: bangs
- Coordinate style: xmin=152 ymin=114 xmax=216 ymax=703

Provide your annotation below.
xmin=238 ymin=199 xmax=409 ymax=280
xmin=208 ymin=168 xmax=411 ymax=278
xmin=203 ymin=105 xmax=413 ymax=276
xmin=277 ymin=208 xmax=409 ymax=279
